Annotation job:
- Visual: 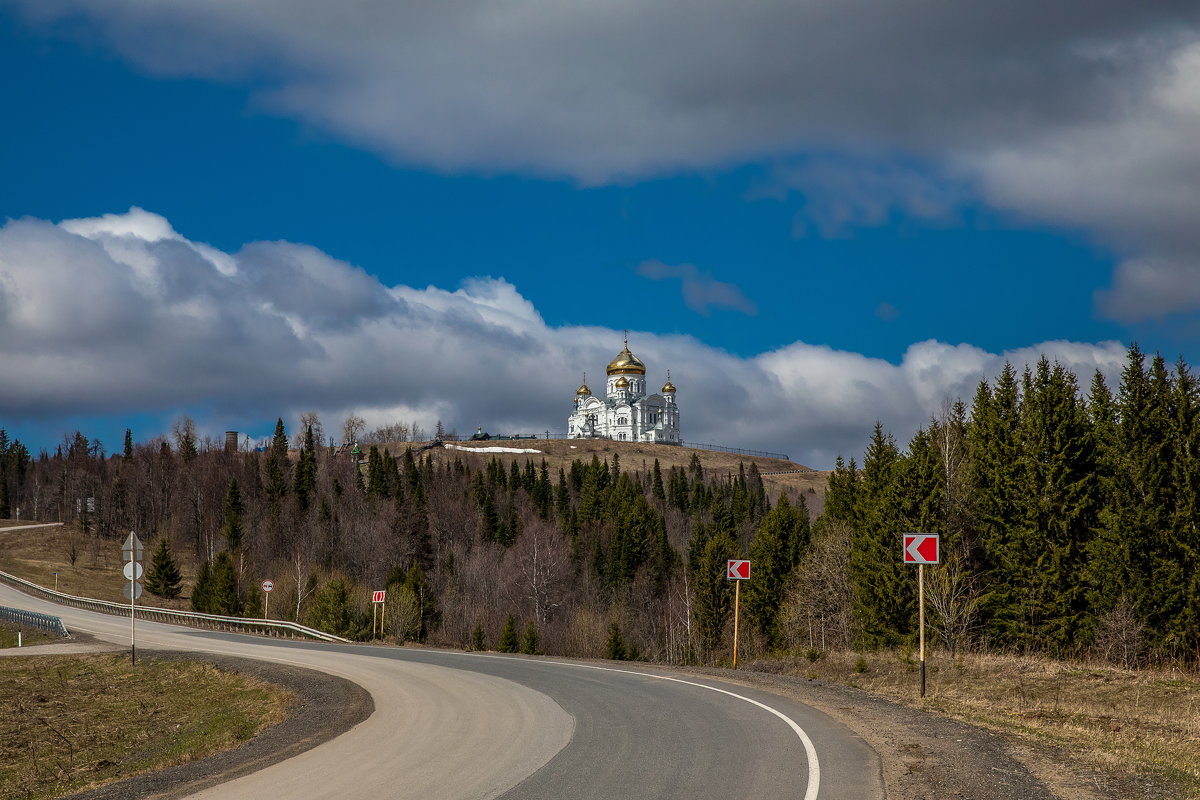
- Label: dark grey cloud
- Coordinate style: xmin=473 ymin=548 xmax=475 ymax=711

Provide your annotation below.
xmin=11 ymin=2 xmax=1194 ymax=176
xmin=637 ymin=260 xmax=757 ymax=316
xmin=12 ymin=1 xmax=1200 ymax=318
xmin=0 ymin=209 xmax=1128 ymax=466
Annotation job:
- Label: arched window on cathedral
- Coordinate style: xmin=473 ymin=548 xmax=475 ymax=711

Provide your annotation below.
xmin=618 ymin=416 xmax=628 ymax=425
xmin=618 ymin=433 xmax=627 ymax=441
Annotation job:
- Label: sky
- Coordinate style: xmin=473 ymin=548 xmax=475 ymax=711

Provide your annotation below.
xmin=2 ymin=1 xmax=1199 ymax=468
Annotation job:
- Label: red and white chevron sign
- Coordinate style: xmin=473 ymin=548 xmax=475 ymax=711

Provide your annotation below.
xmin=902 ymin=534 xmax=939 ymax=564
xmin=726 ymin=559 xmax=751 ymax=580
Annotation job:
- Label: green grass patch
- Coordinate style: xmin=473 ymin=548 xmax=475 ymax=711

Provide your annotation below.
xmin=0 ymin=653 xmax=293 ymax=800
xmin=0 ymin=622 xmax=57 ymax=649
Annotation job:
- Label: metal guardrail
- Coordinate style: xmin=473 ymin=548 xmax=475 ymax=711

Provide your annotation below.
xmin=0 ymin=570 xmax=350 ymax=643
xmin=0 ymin=605 xmax=70 ymax=637
xmin=681 ymin=441 xmax=791 ymax=461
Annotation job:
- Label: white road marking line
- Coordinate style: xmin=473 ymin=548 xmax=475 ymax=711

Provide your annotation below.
xmin=65 ymin=616 xmax=822 ymax=799
xmin=438 ymin=650 xmax=822 ymax=800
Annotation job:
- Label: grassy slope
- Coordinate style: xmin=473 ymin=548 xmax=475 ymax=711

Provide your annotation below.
xmin=0 ymin=653 xmax=292 ymax=800
xmin=417 ymin=438 xmax=831 ymax=511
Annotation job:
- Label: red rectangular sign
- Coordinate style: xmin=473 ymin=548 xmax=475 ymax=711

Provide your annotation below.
xmin=726 ymin=559 xmax=751 ymax=580
xmin=372 ymin=590 xmax=386 ymax=603
xmin=902 ymin=533 xmax=940 ymax=564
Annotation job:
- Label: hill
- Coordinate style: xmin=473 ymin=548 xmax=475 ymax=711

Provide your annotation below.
xmin=378 ymin=438 xmax=829 ymax=515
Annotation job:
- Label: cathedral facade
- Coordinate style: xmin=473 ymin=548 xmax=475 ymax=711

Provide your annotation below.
xmin=568 ymin=338 xmax=681 ymax=444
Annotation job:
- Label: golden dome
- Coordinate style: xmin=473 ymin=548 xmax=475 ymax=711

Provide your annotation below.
xmin=661 ymin=378 xmax=676 ymax=393
xmin=615 ymin=376 xmax=630 ymax=389
xmin=576 ymin=383 xmax=592 ymax=396
xmin=606 ymin=336 xmax=646 ymax=376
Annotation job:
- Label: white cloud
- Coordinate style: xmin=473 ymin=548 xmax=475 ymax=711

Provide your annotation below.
xmin=0 ymin=209 xmax=1130 ymax=467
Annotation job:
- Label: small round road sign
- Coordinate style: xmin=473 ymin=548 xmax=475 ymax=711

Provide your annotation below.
xmin=262 ymin=580 xmax=274 ymax=593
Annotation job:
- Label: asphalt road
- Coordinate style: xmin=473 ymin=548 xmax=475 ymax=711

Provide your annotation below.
xmin=0 ymin=582 xmax=882 ymax=799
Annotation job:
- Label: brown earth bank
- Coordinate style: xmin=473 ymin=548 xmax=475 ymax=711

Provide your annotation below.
xmin=58 ymin=650 xmax=373 ymax=800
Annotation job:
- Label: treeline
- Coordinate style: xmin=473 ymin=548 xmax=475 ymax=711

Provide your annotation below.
xmin=827 ymin=344 xmax=1200 ymax=665
xmin=2 ymin=341 xmax=1195 ymax=666
xmin=0 ymin=417 xmax=811 ymax=663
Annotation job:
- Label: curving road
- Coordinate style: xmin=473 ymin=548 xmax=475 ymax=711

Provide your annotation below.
xmin=0 ymin=582 xmax=882 ymax=799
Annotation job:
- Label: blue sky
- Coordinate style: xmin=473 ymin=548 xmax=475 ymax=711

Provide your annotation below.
xmin=2 ymin=3 xmax=1198 ymax=467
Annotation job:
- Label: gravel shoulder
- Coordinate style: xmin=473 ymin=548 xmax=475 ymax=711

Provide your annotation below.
xmin=61 ymin=650 xmax=373 ymax=800
xmin=675 ymin=667 xmax=1107 ymax=800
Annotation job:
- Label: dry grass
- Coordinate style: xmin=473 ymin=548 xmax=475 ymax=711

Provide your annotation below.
xmin=0 ymin=653 xmax=292 ymax=800
xmin=415 ymin=438 xmax=830 ymax=506
xmin=753 ymin=649 xmax=1200 ymax=797
xmin=0 ymin=523 xmax=199 ymax=608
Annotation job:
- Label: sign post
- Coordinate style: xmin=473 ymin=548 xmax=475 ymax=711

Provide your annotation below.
xmin=726 ymin=559 xmax=750 ymax=668
xmin=121 ymin=532 xmax=144 ymax=665
xmin=902 ymin=533 xmax=939 ymax=697
xmin=372 ymin=590 xmax=387 ymax=639
xmin=261 ymin=579 xmax=274 ymax=619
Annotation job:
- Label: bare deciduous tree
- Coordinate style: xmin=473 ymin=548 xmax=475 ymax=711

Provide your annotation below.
xmin=780 ymin=519 xmax=855 ymax=652
xmin=341 ymin=414 xmax=366 ymax=446
xmin=925 ymin=545 xmax=983 ymax=656
xmin=299 ymin=411 xmax=324 ymax=448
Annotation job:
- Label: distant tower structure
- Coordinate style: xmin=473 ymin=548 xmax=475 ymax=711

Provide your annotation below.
xmin=567 ymin=334 xmax=680 ymax=443
xmin=225 ymin=431 xmax=239 ymax=453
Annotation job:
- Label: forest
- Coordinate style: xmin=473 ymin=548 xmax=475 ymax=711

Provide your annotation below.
xmin=0 ymin=343 xmax=1196 ymax=667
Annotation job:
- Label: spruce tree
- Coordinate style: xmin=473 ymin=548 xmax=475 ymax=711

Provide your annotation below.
xmin=497 ymin=615 xmax=519 ymax=652
xmin=1009 ymin=359 xmax=1097 ymax=651
xmin=651 ymin=459 xmax=666 ymax=502
xmin=823 ymin=456 xmax=858 ymax=523
xmin=144 ymin=537 xmax=183 ymax=599
xmin=605 ymin=621 xmax=627 ymax=660
xmin=264 ymin=418 xmax=290 ymax=500
xmin=1169 ymin=358 xmax=1200 ymax=656
xmin=609 ymin=494 xmax=653 ymax=588
xmin=968 ymin=365 xmax=1023 ymax=645
xmin=1112 ymin=346 xmax=1177 ymax=650
xmin=221 ymin=479 xmax=245 ymax=553
xmin=521 ymin=621 xmax=540 ymax=655
xmin=305 ymin=577 xmax=362 ymax=638
xmin=1084 ymin=370 xmax=1125 ymax=623
xmin=208 ymin=552 xmax=240 ymax=615
xmin=479 ymin=490 xmax=499 ymax=542
xmin=849 ymin=422 xmax=913 ymax=649
xmin=497 ymin=501 xmax=521 ymax=547
xmin=691 ymin=525 xmax=739 ymax=658
xmin=294 ymin=425 xmax=318 ymax=510
xmin=123 ymin=428 xmax=134 ymax=461
xmin=745 ymin=494 xmax=808 ymax=645
xmin=190 ymin=559 xmax=213 ymax=613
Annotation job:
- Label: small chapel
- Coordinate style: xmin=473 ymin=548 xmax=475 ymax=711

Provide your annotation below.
xmin=568 ymin=336 xmax=681 ymax=444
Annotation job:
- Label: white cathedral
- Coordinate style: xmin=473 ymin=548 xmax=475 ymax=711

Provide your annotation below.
xmin=568 ymin=337 xmax=681 ymax=444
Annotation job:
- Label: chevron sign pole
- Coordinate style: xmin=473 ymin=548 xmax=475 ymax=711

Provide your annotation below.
xmin=902 ymin=533 xmax=939 ymax=698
